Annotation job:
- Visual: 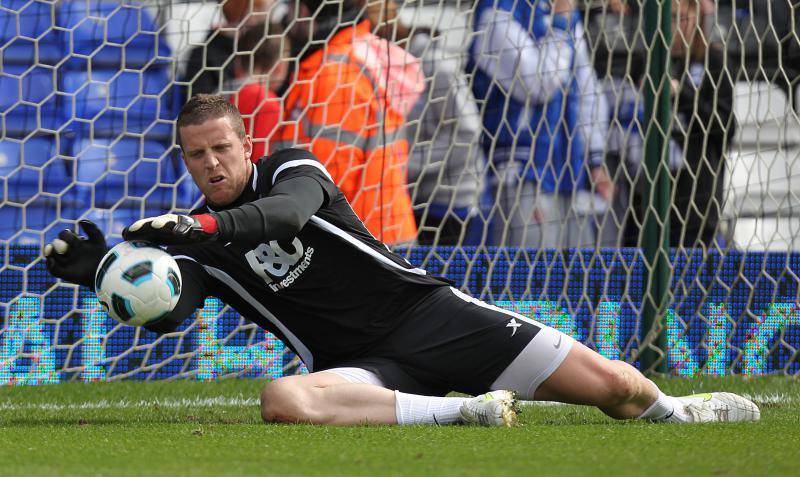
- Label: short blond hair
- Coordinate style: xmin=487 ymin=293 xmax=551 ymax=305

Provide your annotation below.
xmin=177 ymin=94 xmax=246 ymax=148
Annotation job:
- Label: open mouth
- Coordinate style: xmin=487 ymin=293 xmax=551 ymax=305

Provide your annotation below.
xmin=209 ymin=175 xmax=225 ymax=184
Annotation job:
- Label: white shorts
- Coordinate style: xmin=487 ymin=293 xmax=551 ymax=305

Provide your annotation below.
xmin=322 ymin=367 xmax=387 ymax=387
xmin=490 ymin=324 xmax=574 ymax=398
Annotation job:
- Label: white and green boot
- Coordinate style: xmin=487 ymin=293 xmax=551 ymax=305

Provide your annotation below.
xmin=459 ymin=390 xmax=518 ymax=427
xmin=669 ymin=392 xmax=761 ymax=423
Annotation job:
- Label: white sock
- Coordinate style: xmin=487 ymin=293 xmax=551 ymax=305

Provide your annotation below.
xmin=638 ymin=381 xmax=692 ymax=423
xmin=394 ymin=391 xmax=468 ymax=425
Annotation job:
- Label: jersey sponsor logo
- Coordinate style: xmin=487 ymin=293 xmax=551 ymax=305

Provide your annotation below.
xmin=245 ymin=238 xmax=315 ymax=291
xmin=506 ymin=318 xmax=522 ymax=337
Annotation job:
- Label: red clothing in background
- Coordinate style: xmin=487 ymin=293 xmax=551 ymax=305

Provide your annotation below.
xmin=231 ymin=83 xmax=280 ymax=161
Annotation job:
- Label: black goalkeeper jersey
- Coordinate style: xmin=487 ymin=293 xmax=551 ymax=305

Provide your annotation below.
xmin=159 ymin=148 xmax=448 ymax=371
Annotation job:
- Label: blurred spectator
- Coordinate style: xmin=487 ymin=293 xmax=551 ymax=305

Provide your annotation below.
xmin=469 ymin=0 xmax=610 ymax=248
xmin=182 ymin=0 xmax=272 ymax=96
xmin=597 ymin=76 xmax=684 ymax=247
xmin=607 ymin=0 xmax=714 ymax=16
xmin=273 ymin=0 xmax=424 ymax=245
xmin=669 ymin=0 xmax=735 ymax=248
xmin=358 ymin=0 xmax=486 ymax=245
xmin=601 ymin=0 xmax=734 ymax=248
xmin=358 ymin=0 xmax=407 ymax=41
xmin=230 ymin=22 xmax=289 ymax=161
xmin=405 ymin=27 xmax=487 ymax=246
xmin=596 ymin=76 xmax=641 ymax=248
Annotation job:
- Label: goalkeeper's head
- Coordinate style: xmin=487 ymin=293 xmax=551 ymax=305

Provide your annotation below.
xmin=177 ymin=94 xmax=254 ymax=208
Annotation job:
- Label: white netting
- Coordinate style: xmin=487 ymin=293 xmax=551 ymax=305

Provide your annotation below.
xmin=1 ymin=0 xmax=799 ymax=384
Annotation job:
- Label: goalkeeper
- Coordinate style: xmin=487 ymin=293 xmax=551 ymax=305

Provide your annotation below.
xmin=44 ymin=95 xmax=759 ymax=427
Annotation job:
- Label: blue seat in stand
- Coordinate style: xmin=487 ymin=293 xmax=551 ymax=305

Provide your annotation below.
xmin=1 ymin=64 xmax=61 ymax=135
xmin=0 ymin=139 xmax=23 ymax=178
xmin=72 ymin=136 xmax=172 ymax=209
xmin=0 ymin=0 xmax=61 ymax=65
xmin=82 ymin=205 xmax=142 ymax=245
xmin=0 ymin=197 xmax=59 ymax=243
xmin=1 ymin=135 xmax=69 ymax=203
xmin=0 ymin=204 xmax=24 ymax=241
xmin=57 ymin=0 xmax=171 ymax=68
xmin=59 ymin=67 xmax=172 ymax=137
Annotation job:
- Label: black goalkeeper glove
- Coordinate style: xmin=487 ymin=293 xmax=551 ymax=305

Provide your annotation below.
xmin=43 ymin=220 xmax=108 ymax=289
xmin=122 ymin=213 xmax=219 ymax=245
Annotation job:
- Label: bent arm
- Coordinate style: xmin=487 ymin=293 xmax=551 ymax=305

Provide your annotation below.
xmin=210 ymin=175 xmax=326 ymax=244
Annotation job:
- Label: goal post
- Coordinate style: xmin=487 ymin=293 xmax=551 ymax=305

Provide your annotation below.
xmin=640 ymin=0 xmax=672 ymax=373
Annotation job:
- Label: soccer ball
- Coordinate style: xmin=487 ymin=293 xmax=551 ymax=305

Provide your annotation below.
xmin=94 ymin=241 xmax=182 ymax=327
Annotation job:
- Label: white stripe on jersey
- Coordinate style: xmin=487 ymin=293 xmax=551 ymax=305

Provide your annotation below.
xmin=309 ymin=215 xmax=428 ymax=276
xmin=171 ymin=255 xmax=315 ymax=368
xmin=448 ymin=287 xmax=544 ymax=328
xmin=270 ymin=156 xmax=396 ymax=248
xmin=272 ymin=159 xmax=333 ymax=185
xmin=251 ymin=161 xmax=259 ymax=189
xmin=202 ymin=265 xmax=315 ymax=371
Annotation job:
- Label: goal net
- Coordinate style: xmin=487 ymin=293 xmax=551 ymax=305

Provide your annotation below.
xmin=1 ymin=0 xmax=799 ymax=385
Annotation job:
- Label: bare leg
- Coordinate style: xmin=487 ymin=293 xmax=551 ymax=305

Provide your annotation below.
xmin=534 ymin=341 xmax=657 ymax=419
xmin=260 ymin=371 xmax=397 ymax=425
xmin=260 ymin=370 xmax=500 ymax=426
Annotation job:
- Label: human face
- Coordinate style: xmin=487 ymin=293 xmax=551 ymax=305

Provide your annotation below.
xmin=671 ymin=1 xmax=699 ymax=57
xmin=180 ymin=116 xmax=253 ymax=207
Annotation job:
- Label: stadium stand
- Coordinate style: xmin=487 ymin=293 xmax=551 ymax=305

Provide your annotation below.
xmin=0 ymin=0 xmax=61 ymax=65
xmin=0 ymin=0 xmax=198 ymax=245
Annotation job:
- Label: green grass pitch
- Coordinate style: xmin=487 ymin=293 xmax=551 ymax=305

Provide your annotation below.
xmin=0 ymin=376 xmax=797 ymax=477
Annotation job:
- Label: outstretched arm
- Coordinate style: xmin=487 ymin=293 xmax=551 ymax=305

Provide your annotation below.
xmin=43 ymin=220 xmax=211 ymax=334
xmin=123 ymin=174 xmax=326 ymax=245
xmin=208 ymin=175 xmax=325 ymax=243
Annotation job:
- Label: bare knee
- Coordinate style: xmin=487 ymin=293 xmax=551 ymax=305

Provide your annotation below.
xmin=598 ymin=362 xmax=642 ymax=407
xmin=260 ymin=377 xmax=321 ymax=424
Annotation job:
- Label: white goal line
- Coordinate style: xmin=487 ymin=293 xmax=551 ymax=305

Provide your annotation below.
xmin=0 ymin=395 xmax=260 ymax=412
xmin=0 ymin=393 xmax=791 ymax=412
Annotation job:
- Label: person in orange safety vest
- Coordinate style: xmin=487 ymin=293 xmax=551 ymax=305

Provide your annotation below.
xmin=273 ymin=0 xmax=423 ymax=244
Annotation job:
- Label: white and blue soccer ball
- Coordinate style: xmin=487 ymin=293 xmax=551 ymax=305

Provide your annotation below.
xmin=94 ymin=241 xmax=182 ymax=327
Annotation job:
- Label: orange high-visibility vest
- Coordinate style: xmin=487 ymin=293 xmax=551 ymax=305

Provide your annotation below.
xmin=274 ymin=21 xmax=422 ymax=244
